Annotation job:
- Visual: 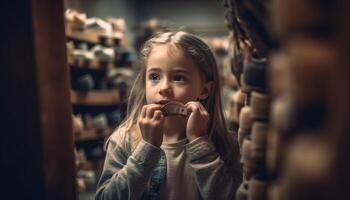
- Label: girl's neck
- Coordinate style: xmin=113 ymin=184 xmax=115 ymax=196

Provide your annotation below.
xmin=162 ymin=116 xmax=187 ymax=143
xmin=163 ymin=131 xmax=186 ymax=144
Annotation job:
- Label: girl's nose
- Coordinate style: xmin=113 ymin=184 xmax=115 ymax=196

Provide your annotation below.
xmin=159 ymin=79 xmax=173 ymax=96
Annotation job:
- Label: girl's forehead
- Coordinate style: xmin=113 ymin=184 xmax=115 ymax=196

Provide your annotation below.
xmin=146 ymin=44 xmax=208 ymax=82
xmin=151 ymin=43 xmax=183 ymax=57
xmin=147 ymin=44 xmax=194 ymax=67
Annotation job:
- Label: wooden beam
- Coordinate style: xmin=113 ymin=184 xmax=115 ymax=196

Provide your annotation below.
xmin=0 ymin=0 xmax=76 ymax=199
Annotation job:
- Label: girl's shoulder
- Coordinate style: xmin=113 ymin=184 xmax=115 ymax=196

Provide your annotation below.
xmin=106 ymin=124 xmax=141 ymax=153
xmin=105 ymin=125 xmax=131 ymax=153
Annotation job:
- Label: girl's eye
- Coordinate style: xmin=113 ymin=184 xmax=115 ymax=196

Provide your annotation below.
xmin=174 ymin=74 xmax=187 ymax=82
xmin=148 ymin=73 xmax=160 ymax=81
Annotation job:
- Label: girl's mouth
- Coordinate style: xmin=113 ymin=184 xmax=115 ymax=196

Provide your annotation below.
xmin=157 ymin=100 xmax=171 ymax=105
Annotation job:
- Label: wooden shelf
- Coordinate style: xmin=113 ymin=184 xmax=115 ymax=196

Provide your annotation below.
xmin=66 ymin=25 xmax=128 ymax=47
xmin=71 ymin=90 xmax=120 ymax=105
xmin=68 ymin=58 xmax=114 ymax=70
xmin=74 ymin=128 xmax=113 ymax=142
xmin=68 ymin=58 xmax=134 ymax=74
xmin=66 ymin=28 xmax=100 ymax=44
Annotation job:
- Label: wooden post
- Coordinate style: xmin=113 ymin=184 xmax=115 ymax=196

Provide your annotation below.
xmin=331 ymin=1 xmax=350 ymax=199
xmin=0 ymin=0 xmax=76 ymax=199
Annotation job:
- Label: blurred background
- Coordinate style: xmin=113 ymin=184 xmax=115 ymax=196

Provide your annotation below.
xmin=1 ymin=0 xmax=350 ymax=200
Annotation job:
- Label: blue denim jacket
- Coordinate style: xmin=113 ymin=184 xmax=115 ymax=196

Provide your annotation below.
xmin=141 ymin=151 xmax=166 ymax=200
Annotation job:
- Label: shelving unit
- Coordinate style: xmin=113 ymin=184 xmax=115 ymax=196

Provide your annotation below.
xmin=66 ymin=21 xmax=132 ymax=196
xmin=65 ymin=13 xmax=134 ymax=195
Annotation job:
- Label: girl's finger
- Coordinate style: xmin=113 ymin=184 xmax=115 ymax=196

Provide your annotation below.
xmin=146 ymin=104 xmax=162 ymax=118
xmin=185 ymin=101 xmax=201 ymax=113
xmin=141 ymin=106 xmax=147 ymax=118
xmin=202 ymin=110 xmax=209 ymax=118
xmin=197 ymin=103 xmax=208 ymax=115
xmin=146 ymin=106 xmax=153 ymax=118
xmin=185 ymin=102 xmax=195 ymax=112
xmin=187 ymin=102 xmax=209 ymax=120
xmin=197 ymin=102 xmax=206 ymax=112
xmin=153 ymin=110 xmax=163 ymax=120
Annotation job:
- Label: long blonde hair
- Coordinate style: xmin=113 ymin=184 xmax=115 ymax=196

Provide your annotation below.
xmin=117 ymin=31 xmax=240 ymax=170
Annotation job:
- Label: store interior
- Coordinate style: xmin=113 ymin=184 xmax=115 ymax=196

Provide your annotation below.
xmin=1 ymin=0 xmax=350 ymax=200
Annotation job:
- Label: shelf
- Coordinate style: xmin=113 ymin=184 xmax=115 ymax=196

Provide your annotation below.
xmin=66 ymin=25 xmax=128 ymax=47
xmin=74 ymin=128 xmax=113 ymax=142
xmin=68 ymin=58 xmax=114 ymax=70
xmin=71 ymin=90 xmax=120 ymax=105
xmin=66 ymin=28 xmax=100 ymax=44
xmin=69 ymin=58 xmax=134 ymax=73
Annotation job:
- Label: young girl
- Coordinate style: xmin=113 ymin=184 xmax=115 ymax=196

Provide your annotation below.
xmin=95 ymin=31 xmax=242 ymax=200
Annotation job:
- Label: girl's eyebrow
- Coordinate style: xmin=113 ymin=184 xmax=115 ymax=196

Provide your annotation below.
xmin=146 ymin=67 xmax=161 ymax=72
xmin=146 ymin=67 xmax=190 ymax=75
xmin=171 ymin=68 xmax=191 ymax=75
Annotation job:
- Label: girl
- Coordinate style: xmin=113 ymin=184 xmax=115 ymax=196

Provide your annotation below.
xmin=95 ymin=31 xmax=242 ymax=200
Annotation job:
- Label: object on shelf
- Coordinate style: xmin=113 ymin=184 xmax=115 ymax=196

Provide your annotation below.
xmin=243 ymin=58 xmax=268 ymax=93
xmin=85 ymin=17 xmax=113 ymax=35
xmin=228 ymin=90 xmax=246 ymax=124
xmin=72 ymin=114 xmax=84 ymax=134
xmin=250 ymin=92 xmax=270 ymax=121
xmin=203 ymin=37 xmax=229 ymax=57
xmin=67 ymin=41 xmax=133 ymax=69
xmin=106 ymin=17 xmax=126 ymax=32
xmin=85 ymin=113 xmax=108 ymax=129
xmin=76 ymin=178 xmax=86 ymax=192
xmin=107 ymin=109 xmax=122 ymax=126
xmin=70 ymin=89 xmax=120 ymax=105
xmin=75 ymin=148 xmax=88 ymax=169
xmin=91 ymin=45 xmax=115 ymax=63
xmin=70 ymin=57 xmax=114 ymax=70
xmin=114 ymin=46 xmax=133 ymax=67
xmin=77 ymin=169 xmax=96 ymax=185
xmin=91 ymin=146 xmax=105 ymax=158
xmin=65 ymin=9 xmax=86 ymax=30
xmin=65 ymin=9 xmax=127 ymax=47
xmin=238 ymin=106 xmax=253 ymax=149
xmin=72 ymin=74 xmax=95 ymax=91
xmin=106 ymin=68 xmax=134 ymax=98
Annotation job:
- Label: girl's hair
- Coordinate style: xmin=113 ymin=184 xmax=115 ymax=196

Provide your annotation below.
xmin=117 ymin=31 xmax=240 ymax=171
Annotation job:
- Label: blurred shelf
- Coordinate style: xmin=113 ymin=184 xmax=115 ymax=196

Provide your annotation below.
xmin=71 ymin=90 xmax=120 ymax=106
xmin=74 ymin=128 xmax=113 ymax=142
xmin=68 ymin=59 xmax=134 ymax=75
xmin=66 ymin=29 xmax=100 ymax=44
xmin=68 ymin=58 xmax=114 ymax=70
xmin=66 ymin=26 xmax=128 ymax=47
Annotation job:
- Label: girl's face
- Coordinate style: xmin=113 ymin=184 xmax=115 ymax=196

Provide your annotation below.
xmin=145 ymin=44 xmax=210 ymax=105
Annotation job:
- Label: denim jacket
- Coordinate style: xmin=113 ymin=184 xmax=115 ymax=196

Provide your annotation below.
xmin=95 ymin=128 xmax=240 ymax=200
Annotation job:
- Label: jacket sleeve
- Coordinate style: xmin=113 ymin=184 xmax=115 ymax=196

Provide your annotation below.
xmin=95 ymin=132 xmax=161 ymax=200
xmin=185 ymin=136 xmax=241 ymax=200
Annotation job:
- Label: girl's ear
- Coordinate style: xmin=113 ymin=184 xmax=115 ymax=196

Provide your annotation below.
xmin=198 ymin=81 xmax=214 ymax=101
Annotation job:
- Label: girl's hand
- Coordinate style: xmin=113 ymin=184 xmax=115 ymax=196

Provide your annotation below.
xmin=185 ymin=101 xmax=209 ymax=142
xmin=138 ymin=104 xmax=164 ymax=147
